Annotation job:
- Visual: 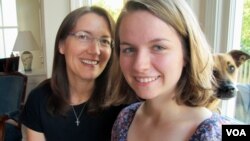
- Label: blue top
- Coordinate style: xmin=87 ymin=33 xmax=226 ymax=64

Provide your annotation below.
xmin=112 ymin=102 xmax=240 ymax=141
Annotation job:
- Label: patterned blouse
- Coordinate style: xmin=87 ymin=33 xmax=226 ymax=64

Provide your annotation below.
xmin=112 ymin=102 xmax=240 ymax=141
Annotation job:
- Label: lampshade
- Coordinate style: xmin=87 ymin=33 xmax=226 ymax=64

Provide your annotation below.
xmin=13 ymin=31 xmax=39 ymax=51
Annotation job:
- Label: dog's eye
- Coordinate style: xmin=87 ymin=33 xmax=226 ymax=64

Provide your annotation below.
xmin=228 ymin=65 xmax=235 ymax=73
xmin=213 ymin=69 xmax=219 ymax=77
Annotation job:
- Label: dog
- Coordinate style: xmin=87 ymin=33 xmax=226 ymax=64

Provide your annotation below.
xmin=206 ymin=50 xmax=250 ymax=112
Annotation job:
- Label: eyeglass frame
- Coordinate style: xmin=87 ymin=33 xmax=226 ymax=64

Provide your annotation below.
xmin=68 ymin=31 xmax=113 ymax=48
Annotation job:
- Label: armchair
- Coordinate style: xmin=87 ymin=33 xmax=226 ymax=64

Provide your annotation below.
xmin=0 ymin=57 xmax=19 ymax=72
xmin=0 ymin=72 xmax=27 ymax=141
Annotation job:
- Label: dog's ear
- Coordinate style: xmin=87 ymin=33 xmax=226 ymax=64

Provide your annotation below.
xmin=229 ymin=50 xmax=250 ymax=67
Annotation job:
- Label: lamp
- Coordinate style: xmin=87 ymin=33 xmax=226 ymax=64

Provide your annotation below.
xmin=13 ymin=31 xmax=39 ymax=72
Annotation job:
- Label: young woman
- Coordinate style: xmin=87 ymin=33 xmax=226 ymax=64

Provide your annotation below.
xmin=111 ymin=0 xmax=239 ymax=140
xmin=20 ymin=6 xmax=128 ymax=141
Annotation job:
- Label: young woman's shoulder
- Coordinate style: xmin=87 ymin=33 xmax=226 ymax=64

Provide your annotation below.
xmin=190 ymin=113 xmax=242 ymax=141
xmin=119 ymin=102 xmax=141 ymax=115
xmin=111 ymin=102 xmax=142 ymax=140
xmin=114 ymin=102 xmax=141 ymax=126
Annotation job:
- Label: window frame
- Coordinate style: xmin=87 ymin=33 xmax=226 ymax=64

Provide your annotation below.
xmin=200 ymin=0 xmax=245 ymax=119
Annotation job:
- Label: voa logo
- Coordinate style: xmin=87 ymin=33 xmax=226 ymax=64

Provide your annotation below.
xmin=226 ymin=129 xmax=246 ymax=136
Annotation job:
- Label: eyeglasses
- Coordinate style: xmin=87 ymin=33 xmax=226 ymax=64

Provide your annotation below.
xmin=69 ymin=31 xmax=113 ymax=48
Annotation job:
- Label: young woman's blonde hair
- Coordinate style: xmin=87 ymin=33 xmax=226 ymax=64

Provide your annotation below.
xmin=107 ymin=0 xmax=215 ymax=107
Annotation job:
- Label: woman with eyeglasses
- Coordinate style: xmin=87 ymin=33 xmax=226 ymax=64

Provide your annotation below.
xmin=20 ymin=6 xmax=135 ymax=141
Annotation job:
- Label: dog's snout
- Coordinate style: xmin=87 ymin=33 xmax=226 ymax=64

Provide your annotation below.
xmin=217 ymin=83 xmax=237 ymax=99
xmin=221 ymin=84 xmax=235 ymax=92
xmin=227 ymin=86 xmax=235 ymax=92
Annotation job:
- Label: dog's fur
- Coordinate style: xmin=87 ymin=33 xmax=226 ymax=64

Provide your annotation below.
xmin=206 ymin=50 xmax=250 ymax=112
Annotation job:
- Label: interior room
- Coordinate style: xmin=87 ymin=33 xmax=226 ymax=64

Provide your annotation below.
xmin=0 ymin=0 xmax=249 ymax=140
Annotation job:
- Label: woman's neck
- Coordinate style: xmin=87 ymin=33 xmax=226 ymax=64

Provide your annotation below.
xmin=69 ymin=78 xmax=94 ymax=105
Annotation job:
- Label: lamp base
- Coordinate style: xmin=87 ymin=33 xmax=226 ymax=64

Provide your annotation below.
xmin=21 ymin=51 xmax=33 ymax=72
xmin=24 ymin=68 xmax=32 ymax=72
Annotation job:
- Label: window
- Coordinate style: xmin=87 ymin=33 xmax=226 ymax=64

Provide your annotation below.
xmin=233 ymin=0 xmax=250 ymax=124
xmin=238 ymin=0 xmax=250 ymax=84
xmin=91 ymin=0 xmax=124 ymax=20
xmin=0 ymin=0 xmax=18 ymax=58
xmin=70 ymin=0 xmax=125 ymax=20
xmin=187 ymin=0 xmax=249 ymax=124
xmin=212 ymin=0 xmax=250 ymax=124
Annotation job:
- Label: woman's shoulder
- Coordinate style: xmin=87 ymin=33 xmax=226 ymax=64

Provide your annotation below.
xmin=115 ymin=102 xmax=142 ymax=122
xmin=207 ymin=113 xmax=243 ymax=125
xmin=120 ymin=102 xmax=142 ymax=114
xmin=111 ymin=102 xmax=142 ymax=139
xmin=190 ymin=113 xmax=242 ymax=141
xmin=26 ymin=79 xmax=52 ymax=101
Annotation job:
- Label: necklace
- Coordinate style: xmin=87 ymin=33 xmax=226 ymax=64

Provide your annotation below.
xmin=71 ymin=103 xmax=86 ymax=126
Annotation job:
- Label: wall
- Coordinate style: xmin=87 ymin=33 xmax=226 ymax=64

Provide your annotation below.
xmin=42 ymin=0 xmax=70 ymax=77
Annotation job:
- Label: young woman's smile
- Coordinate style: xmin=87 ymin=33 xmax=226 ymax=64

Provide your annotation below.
xmin=119 ymin=11 xmax=185 ymax=99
